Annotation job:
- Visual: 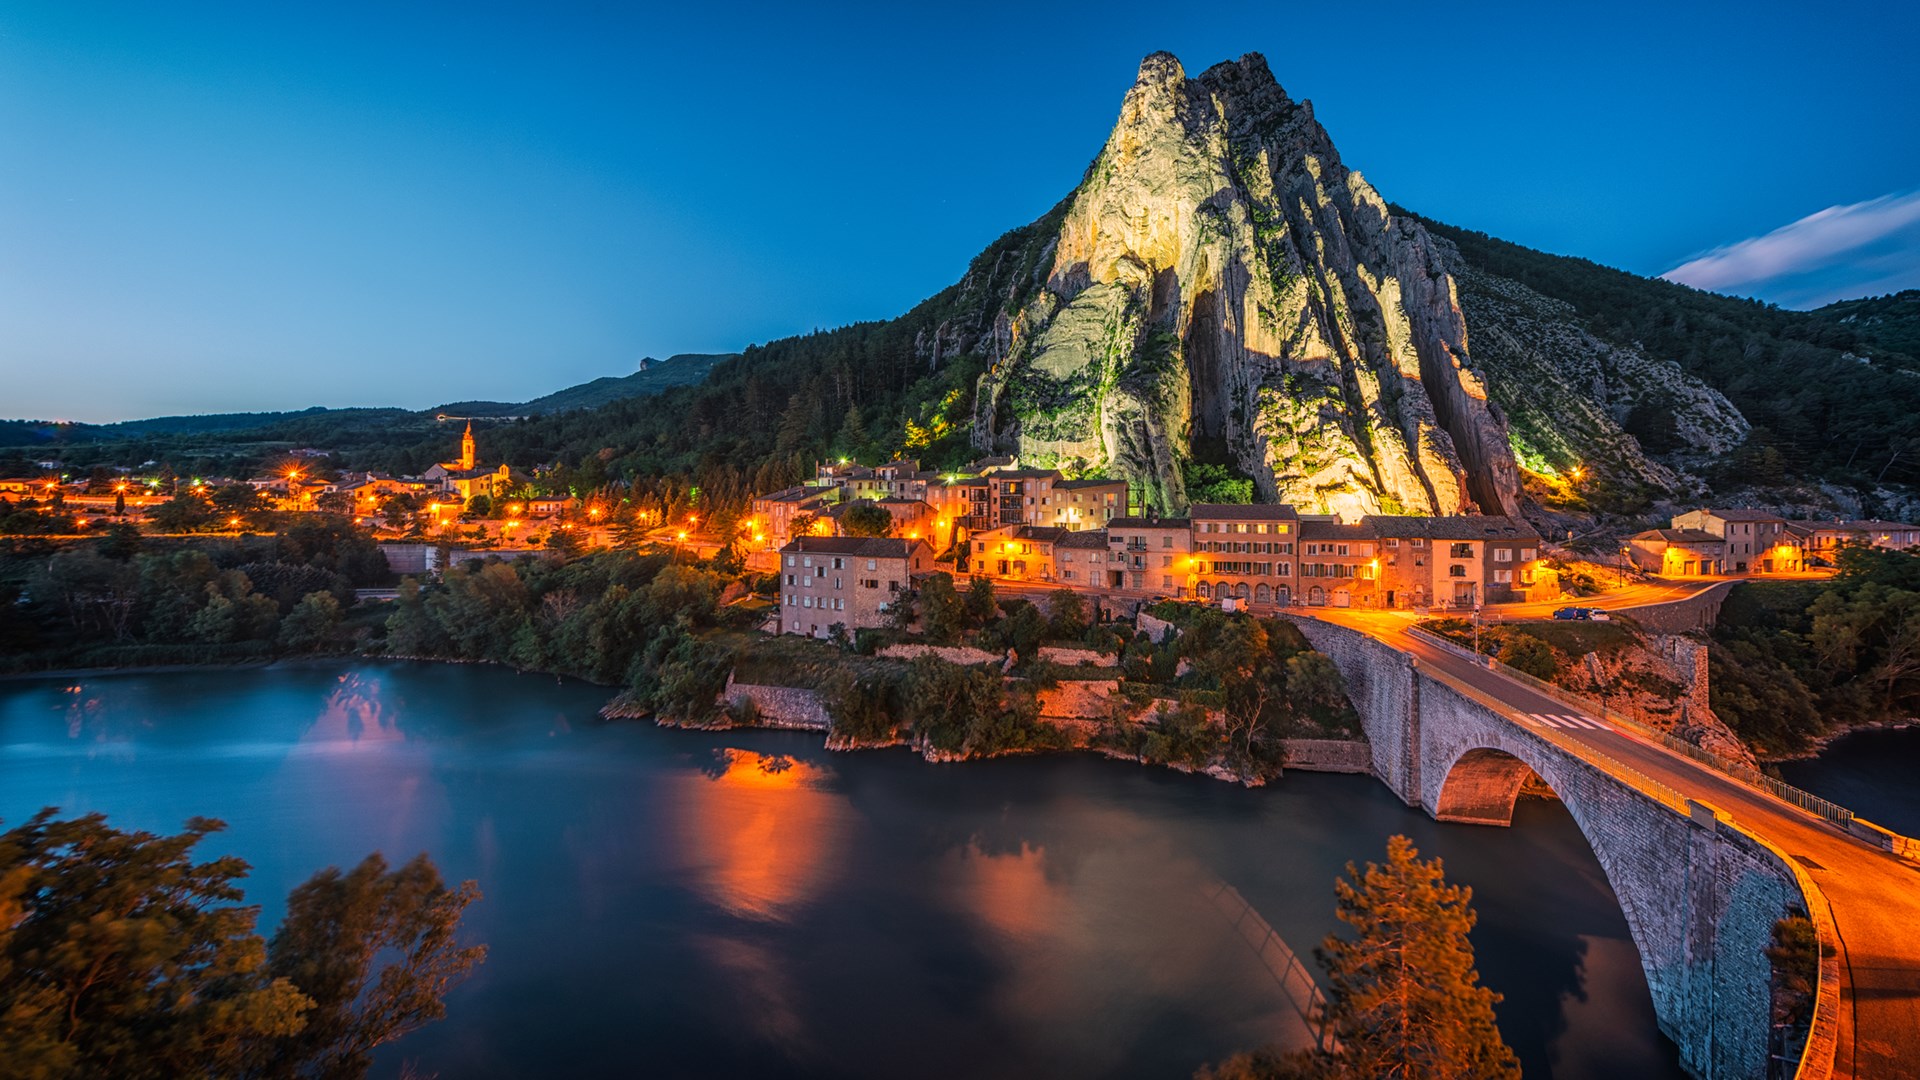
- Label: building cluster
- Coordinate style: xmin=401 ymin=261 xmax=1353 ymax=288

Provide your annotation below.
xmin=771 ymin=457 xmax=1553 ymax=639
xmin=1627 ymin=509 xmax=1920 ymax=576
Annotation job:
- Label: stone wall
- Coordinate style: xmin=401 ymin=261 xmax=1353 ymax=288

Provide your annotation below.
xmin=1038 ymin=646 xmax=1118 ymax=667
xmin=1280 ymin=739 xmax=1372 ymax=774
xmin=878 ymin=643 xmax=1003 ymax=666
xmin=1283 ymin=615 xmax=1417 ymax=803
xmin=1621 ymin=579 xmax=1738 ymax=633
xmin=719 ymin=680 xmax=832 ymax=730
xmin=1137 ymin=612 xmax=1179 ymax=644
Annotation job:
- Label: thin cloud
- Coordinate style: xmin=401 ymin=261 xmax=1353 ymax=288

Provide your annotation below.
xmin=1663 ymin=190 xmax=1920 ymax=306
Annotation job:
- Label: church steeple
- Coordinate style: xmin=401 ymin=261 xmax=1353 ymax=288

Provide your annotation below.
xmin=460 ymin=421 xmax=476 ymax=471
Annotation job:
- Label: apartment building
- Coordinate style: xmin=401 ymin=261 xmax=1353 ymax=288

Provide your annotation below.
xmin=1670 ymin=508 xmax=1798 ymax=573
xmin=778 ymin=536 xmax=932 ymax=638
xmin=1106 ymin=516 xmax=1195 ymax=596
xmin=1188 ymin=504 xmax=1299 ymax=604
xmin=1366 ymin=515 xmax=1542 ymax=608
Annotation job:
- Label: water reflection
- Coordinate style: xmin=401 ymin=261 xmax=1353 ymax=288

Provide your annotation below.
xmin=671 ymin=749 xmax=846 ymax=923
xmin=300 ymin=672 xmax=405 ymax=748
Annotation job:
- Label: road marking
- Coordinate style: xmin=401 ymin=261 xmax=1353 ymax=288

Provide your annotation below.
xmin=1520 ymin=713 xmax=1546 ymax=726
xmin=1560 ymin=714 xmax=1609 ymax=731
xmin=1530 ymin=713 xmax=1565 ymax=728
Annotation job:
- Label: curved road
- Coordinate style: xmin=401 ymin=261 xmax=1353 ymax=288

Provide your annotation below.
xmin=1310 ymin=608 xmax=1920 ymax=1080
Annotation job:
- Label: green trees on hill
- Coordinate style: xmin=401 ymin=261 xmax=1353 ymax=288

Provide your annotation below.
xmin=0 ymin=811 xmax=483 ymax=1079
xmin=1711 ymin=546 xmax=1920 ymax=754
xmin=1199 ymin=835 xmax=1518 ymax=1080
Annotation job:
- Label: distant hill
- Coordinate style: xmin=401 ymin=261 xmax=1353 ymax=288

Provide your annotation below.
xmin=1 ymin=353 xmax=739 ymax=449
xmin=1815 ymin=291 xmax=1920 ymax=361
xmin=512 ymin=353 xmax=732 ymax=414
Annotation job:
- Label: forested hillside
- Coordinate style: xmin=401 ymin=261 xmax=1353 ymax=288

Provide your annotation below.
xmin=1413 ymin=214 xmax=1920 ymax=489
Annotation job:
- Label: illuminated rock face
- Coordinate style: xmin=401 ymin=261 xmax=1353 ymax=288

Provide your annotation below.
xmin=976 ymin=52 xmax=1522 ymax=516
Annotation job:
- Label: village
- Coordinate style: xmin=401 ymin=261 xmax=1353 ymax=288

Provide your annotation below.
xmin=7 ymin=421 xmax=1920 ymax=642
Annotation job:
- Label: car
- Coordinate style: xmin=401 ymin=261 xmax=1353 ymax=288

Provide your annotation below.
xmin=1589 ymin=610 xmax=1612 ymax=622
xmin=1553 ymin=607 xmax=1592 ymax=621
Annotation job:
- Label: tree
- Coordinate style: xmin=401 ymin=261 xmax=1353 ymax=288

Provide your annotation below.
xmin=840 ymin=501 xmax=893 ymax=538
xmin=917 ymin=572 xmax=968 ymax=643
xmin=1318 ymin=836 xmax=1517 ymax=1080
xmin=149 ymin=492 xmax=214 ymax=533
xmin=279 ymin=591 xmax=343 ymax=651
xmin=963 ymin=575 xmax=997 ymax=627
xmin=0 ymin=811 xmax=313 ymax=1079
xmin=98 ymin=522 xmax=143 ymax=561
xmin=1494 ymin=634 xmax=1557 ymax=680
xmin=1046 ymin=588 xmax=1089 ymax=640
xmin=466 ymin=494 xmax=492 ymax=518
xmin=266 ymin=853 xmax=488 ymax=1078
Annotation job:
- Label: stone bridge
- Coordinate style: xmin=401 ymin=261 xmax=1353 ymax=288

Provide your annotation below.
xmin=1289 ymin=616 xmax=1847 ymax=1080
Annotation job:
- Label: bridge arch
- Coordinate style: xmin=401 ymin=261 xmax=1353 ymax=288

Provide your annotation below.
xmin=1434 ymin=746 xmax=1542 ymax=827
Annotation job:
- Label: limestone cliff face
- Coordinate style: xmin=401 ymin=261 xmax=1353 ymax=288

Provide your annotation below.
xmin=971 ymin=53 xmax=1522 ymax=516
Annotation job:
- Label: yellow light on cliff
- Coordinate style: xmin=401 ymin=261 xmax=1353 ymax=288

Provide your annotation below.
xmin=1569 ymin=466 xmax=1586 ymax=482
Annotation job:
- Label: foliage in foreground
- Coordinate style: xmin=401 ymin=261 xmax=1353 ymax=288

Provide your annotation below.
xmin=0 ymin=811 xmax=484 ymax=1079
xmin=1197 ymin=835 xmax=1518 ymax=1080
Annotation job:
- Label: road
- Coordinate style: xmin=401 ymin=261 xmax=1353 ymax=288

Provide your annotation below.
xmin=1309 ymin=607 xmax=1920 ymax=1080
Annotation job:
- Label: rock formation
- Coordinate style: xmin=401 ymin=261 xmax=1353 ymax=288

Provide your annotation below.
xmin=972 ymin=53 xmax=1526 ymax=516
xmin=908 ymin=52 xmax=1748 ymax=516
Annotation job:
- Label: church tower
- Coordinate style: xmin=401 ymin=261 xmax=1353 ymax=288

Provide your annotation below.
xmin=460 ymin=422 xmax=476 ymax=471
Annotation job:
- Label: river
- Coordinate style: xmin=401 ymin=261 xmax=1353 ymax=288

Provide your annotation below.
xmin=1779 ymin=725 xmax=1920 ymax=837
xmin=0 ymin=661 xmax=1684 ymax=1079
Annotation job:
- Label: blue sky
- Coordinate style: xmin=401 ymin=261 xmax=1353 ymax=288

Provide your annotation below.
xmin=4 ymin=1 xmax=1917 ymax=422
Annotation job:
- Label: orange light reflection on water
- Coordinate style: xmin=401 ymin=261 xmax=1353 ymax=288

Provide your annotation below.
xmin=670 ymin=749 xmax=845 ymax=924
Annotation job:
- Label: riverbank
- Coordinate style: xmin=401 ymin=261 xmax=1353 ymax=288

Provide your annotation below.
xmin=1762 ymin=717 xmax=1920 ymax=763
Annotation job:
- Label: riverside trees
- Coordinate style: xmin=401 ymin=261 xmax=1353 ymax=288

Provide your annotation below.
xmin=0 ymin=811 xmax=483 ymax=1079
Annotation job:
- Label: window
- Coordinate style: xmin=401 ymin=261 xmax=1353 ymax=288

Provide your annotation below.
xmin=1521 ymin=548 xmax=1537 ymax=561
xmin=1336 ymin=544 xmax=1349 ymax=556
xmin=802 ymin=556 xmax=813 ymax=567
xmin=1383 ymin=538 xmax=1398 ymax=548
xmin=1411 ymin=538 xmax=1427 ymax=548
xmin=785 ymin=555 xmax=796 ymax=566
xmin=785 ymin=574 xmax=795 ymax=585
xmin=1161 ymin=555 xmax=1172 ymax=567
xmin=1448 ymin=564 xmax=1466 ymax=577
xmin=867 ymin=559 xmax=877 ymax=571
xmin=1450 ymin=543 xmax=1473 ymax=558
xmin=1162 ymin=535 xmax=1172 ymax=548
xmin=1494 ymin=568 xmax=1513 ymax=584
xmin=832 ymin=557 xmax=845 ymax=569
xmin=1162 ymin=575 xmax=1173 ymax=588
xmin=1494 ymin=548 xmax=1513 ymax=562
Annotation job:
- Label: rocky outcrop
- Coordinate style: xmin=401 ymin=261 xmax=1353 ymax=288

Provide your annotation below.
xmin=972 ymin=53 xmax=1523 ymax=517
xmin=1442 ymin=259 xmax=1748 ymax=487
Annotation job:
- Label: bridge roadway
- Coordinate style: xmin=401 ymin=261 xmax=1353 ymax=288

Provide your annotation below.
xmin=1310 ymin=608 xmax=1920 ymax=1080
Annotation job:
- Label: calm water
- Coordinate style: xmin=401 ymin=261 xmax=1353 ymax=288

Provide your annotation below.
xmin=0 ymin=662 xmax=1683 ymax=1079
xmin=1780 ymin=726 xmax=1920 ymax=837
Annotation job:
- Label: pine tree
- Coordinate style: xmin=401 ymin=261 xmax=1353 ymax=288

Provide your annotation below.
xmin=1320 ymin=835 xmax=1518 ymax=1080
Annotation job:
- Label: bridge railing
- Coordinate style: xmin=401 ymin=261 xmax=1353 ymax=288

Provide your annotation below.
xmin=1407 ymin=648 xmax=1695 ymax=816
xmin=1404 ymin=624 xmax=1861 ymax=831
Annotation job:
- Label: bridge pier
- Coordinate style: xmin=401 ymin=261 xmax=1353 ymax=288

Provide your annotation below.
xmin=1290 ymin=616 xmax=1818 ymax=1080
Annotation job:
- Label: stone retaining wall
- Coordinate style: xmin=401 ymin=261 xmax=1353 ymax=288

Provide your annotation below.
xmin=1038 ymin=646 xmax=1117 ymax=667
xmin=1280 ymin=739 xmax=1372 ymax=774
xmin=719 ymin=679 xmax=831 ymax=730
xmin=878 ymin=643 xmax=1002 ymax=666
xmin=1137 ymin=612 xmax=1179 ymax=643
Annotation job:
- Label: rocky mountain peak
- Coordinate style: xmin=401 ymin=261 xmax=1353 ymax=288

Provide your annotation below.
xmin=973 ymin=52 xmax=1523 ymax=517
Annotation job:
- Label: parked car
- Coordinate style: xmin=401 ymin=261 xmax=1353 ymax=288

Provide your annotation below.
xmin=1553 ymin=607 xmax=1592 ymax=620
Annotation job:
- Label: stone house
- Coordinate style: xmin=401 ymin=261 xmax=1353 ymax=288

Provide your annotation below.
xmin=1053 ymin=530 xmax=1117 ymax=590
xmin=1188 ymin=504 xmax=1299 ymax=605
xmin=1105 ymin=516 xmax=1194 ymax=597
xmin=1366 ymin=515 xmax=1542 ymax=608
xmin=1295 ymin=519 xmax=1380 ymax=607
xmin=778 ymin=536 xmax=932 ymax=639
xmin=1670 ymin=508 xmax=1799 ymax=573
xmin=968 ymin=524 xmax=1069 ymax=583
xmin=749 ymin=484 xmax=837 ymax=552
xmin=1787 ymin=519 xmax=1920 ymax=564
xmin=1627 ymin=528 xmax=1726 ymax=576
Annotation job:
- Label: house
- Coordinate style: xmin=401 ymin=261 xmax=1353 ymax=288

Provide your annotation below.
xmin=1788 ymin=519 xmax=1920 ymax=564
xmin=1627 ymin=529 xmax=1725 ymax=576
xmin=1366 ymin=515 xmax=1543 ymax=608
xmin=924 ymin=476 xmax=990 ymax=538
xmin=1105 ymin=516 xmax=1194 ymax=596
xmin=1053 ymin=530 xmax=1115 ymax=589
xmin=526 ymin=496 xmax=578 ymax=518
xmin=750 ymin=485 xmax=837 ymax=550
xmin=778 ymin=536 xmax=932 ymax=638
xmin=968 ymin=525 xmax=1069 ymax=584
xmin=1050 ymin=478 xmax=1129 ymax=530
xmin=1670 ymin=509 xmax=1799 ymax=573
xmin=1295 ymin=520 xmax=1380 ymax=607
xmin=1188 ymin=504 xmax=1299 ymax=605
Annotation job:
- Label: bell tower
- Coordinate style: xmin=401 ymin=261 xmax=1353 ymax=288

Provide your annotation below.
xmin=460 ymin=422 xmax=476 ymax=471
